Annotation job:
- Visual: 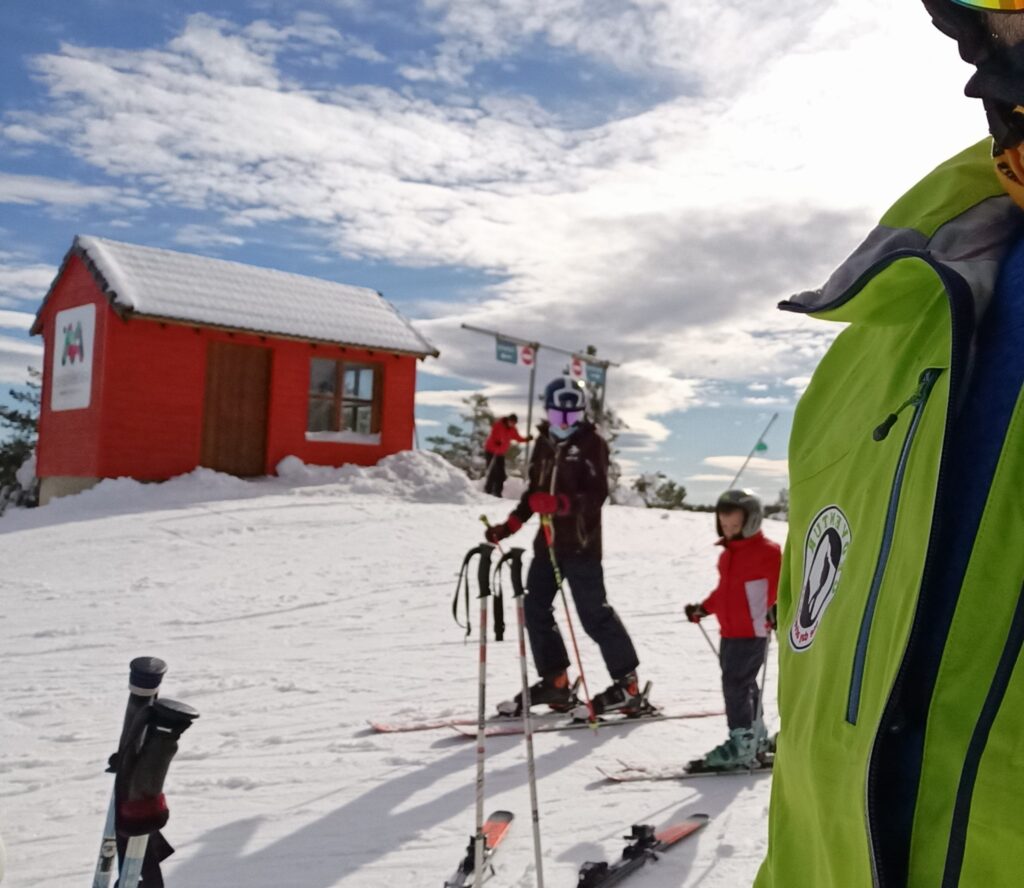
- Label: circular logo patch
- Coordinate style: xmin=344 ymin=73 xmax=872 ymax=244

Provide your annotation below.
xmin=789 ymin=505 xmax=851 ymax=652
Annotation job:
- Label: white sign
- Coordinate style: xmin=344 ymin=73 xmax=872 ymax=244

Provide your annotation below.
xmin=51 ymin=304 xmax=96 ymax=411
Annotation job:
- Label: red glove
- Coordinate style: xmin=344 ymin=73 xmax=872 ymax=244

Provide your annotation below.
xmin=528 ymin=492 xmax=571 ymax=516
xmin=684 ymin=603 xmax=708 ymax=624
xmin=484 ymin=515 xmax=522 ymax=543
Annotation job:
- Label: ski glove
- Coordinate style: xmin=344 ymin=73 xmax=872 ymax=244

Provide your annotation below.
xmin=685 ymin=603 xmax=708 ymax=624
xmin=766 ymin=603 xmax=777 ymax=632
xmin=527 ymin=492 xmax=571 ymax=516
xmin=485 ymin=514 xmax=522 ymax=543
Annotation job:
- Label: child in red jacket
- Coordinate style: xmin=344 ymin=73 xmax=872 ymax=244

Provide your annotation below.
xmin=685 ymin=489 xmax=781 ymax=771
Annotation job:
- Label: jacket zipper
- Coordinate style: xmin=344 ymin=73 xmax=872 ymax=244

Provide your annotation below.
xmin=864 ymin=261 xmax=976 ymax=888
xmin=941 ymin=579 xmax=1024 ymax=886
xmin=846 ymin=367 xmax=943 ymax=725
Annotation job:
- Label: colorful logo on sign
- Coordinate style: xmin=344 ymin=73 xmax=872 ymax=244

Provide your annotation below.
xmin=61 ymin=321 xmax=86 ymax=366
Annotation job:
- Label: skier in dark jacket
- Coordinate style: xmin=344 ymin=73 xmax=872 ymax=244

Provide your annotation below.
xmin=485 ymin=376 xmax=642 ymax=716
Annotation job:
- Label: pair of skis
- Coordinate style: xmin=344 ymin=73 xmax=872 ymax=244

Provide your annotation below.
xmin=443 ymin=811 xmax=709 ymax=888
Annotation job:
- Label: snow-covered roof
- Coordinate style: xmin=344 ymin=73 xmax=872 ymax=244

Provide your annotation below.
xmin=33 ymin=235 xmax=438 ymax=358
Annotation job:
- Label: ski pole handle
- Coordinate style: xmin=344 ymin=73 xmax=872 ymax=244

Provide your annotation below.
xmin=479 ymin=515 xmax=507 ymax=557
xmin=93 ymin=657 xmax=167 ymax=888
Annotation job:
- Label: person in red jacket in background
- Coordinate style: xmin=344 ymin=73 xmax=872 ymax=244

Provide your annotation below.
xmin=685 ymin=489 xmax=781 ymax=771
xmin=483 ymin=414 xmax=531 ymax=497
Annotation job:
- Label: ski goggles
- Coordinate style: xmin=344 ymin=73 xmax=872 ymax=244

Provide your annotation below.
xmin=547 ymin=407 xmax=584 ymax=427
xmin=952 ymin=0 xmax=1024 ymax=9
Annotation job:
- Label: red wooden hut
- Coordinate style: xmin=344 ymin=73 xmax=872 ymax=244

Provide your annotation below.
xmin=31 ymin=235 xmax=439 ymax=504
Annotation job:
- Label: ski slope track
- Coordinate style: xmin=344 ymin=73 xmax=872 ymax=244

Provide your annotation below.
xmin=0 ymin=452 xmax=783 ymax=887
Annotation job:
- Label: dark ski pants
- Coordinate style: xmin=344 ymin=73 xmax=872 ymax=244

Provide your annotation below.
xmin=720 ymin=636 xmax=768 ymax=730
xmin=524 ymin=553 xmax=639 ymax=682
xmin=484 ymin=453 xmax=506 ymax=497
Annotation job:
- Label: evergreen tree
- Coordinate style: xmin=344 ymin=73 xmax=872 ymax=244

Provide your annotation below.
xmin=0 ymin=366 xmax=41 ymax=496
xmin=427 ymin=393 xmax=495 ymax=479
xmin=631 ymin=471 xmax=688 ymax=510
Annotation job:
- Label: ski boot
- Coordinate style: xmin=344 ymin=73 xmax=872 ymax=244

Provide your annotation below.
xmin=496 ymin=673 xmax=578 ymax=717
xmin=752 ymin=717 xmax=775 ymax=763
xmin=571 ymin=672 xmax=651 ymax=720
xmin=686 ymin=726 xmax=758 ymax=773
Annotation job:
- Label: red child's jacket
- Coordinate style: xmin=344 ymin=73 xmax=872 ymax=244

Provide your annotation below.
xmin=484 ymin=419 xmax=527 ymax=456
xmin=701 ymin=531 xmax=781 ymax=638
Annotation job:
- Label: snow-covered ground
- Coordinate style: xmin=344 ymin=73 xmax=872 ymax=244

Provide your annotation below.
xmin=0 ymin=452 xmax=783 ymax=887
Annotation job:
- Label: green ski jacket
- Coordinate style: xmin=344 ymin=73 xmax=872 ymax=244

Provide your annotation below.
xmin=755 ymin=140 xmax=1024 ymax=887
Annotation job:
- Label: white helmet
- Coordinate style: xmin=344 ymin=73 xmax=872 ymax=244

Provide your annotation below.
xmin=715 ymin=489 xmax=763 ymax=538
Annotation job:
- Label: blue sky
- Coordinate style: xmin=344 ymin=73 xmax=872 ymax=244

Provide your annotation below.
xmin=0 ymin=0 xmax=986 ymax=503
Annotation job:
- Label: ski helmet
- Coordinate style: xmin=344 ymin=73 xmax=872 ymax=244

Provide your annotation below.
xmin=715 ymin=489 xmax=763 ymax=539
xmin=923 ymin=0 xmax=1024 ymax=149
xmin=543 ymin=377 xmax=586 ymax=438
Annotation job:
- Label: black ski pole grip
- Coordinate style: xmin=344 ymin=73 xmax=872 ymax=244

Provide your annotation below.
xmin=475 ymin=544 xmax=493 ymax=600
xmin=116 ymin=699 xmax=199 ymax=837
xmin=108 ymin=657 xmax=168 ymax=774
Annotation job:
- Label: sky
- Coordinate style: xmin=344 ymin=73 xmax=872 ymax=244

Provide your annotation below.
xmin=0 ymin=0 xmax=988 ymax=503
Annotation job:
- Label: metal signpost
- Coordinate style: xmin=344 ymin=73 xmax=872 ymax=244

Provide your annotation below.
xmin=460 ymin=324 xmax=618 ymax=473
xmin=729 ymin=412 xmax=778 ymax=489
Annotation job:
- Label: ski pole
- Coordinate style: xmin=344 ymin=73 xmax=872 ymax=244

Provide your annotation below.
xmin=696 ymin=621 xmax=719 ymax=659
xmin=461 ymin=544 xmax=494 ymax=888
xmin=755 ymin=631 xmax=772 ymax=728
xmin=116 ymin=697 xmax=199 ymax=888
xmin=539 ymin=514 xmax=596 ymax=724
xmin=93 ymin=656 xmax=167 ymax=888
xmin=483 ymin=517 xmax=545 ymax=888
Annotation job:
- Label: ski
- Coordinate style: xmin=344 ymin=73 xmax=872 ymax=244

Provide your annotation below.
xmin=577 ymin=815 xmax=709 ymax=887
xmin=369 ymin=708 xmax=573 ymax=734
xmin=598 ymin=756 xmax=774 ymax=783
xmin=443 ymin=809 xmax=514 ymax=887
xmin=449 ymin=709 xmax=723 ymax=738
xmin=369 ymin=717 xmax=478 ymax=733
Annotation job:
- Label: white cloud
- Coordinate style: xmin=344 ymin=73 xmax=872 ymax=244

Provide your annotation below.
xmin=0 ymin=173 xmax=138 ymax=209
xmin=702 ymin=455 xmax=789 ymax=479
xmin=2 ymin=2 xmax=984 ymax=454
xmin=414 ymin=388 xmax=479 ymax=407
xmin=743 ymin=396 xmax=790 ymax=407
xmin=0 ymin=260 xmax=56 ymax=304
xmin=0 ymin=311 xmax=36 ymax=331
xmin=0 ymin=334 xmax=43 ymax=385
xmin=2 ymin=124 xmax=48 ymax=144
xmin=174 ymin=225 xmax=246 ymax=248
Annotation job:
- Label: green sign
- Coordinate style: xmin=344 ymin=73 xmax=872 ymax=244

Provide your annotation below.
xmin=585 ymin=363 xmax=606 ymax=386
xmin=496 ymin=338 xmax=518 ymax=364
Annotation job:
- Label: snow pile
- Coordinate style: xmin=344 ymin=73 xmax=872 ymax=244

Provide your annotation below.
xmin=15 ymin=453 xmax=35 ymax=490
xmin=276 ymin=450 xmax=486 ymax=504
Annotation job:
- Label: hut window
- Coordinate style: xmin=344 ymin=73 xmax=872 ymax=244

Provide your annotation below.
xmin=308 ymin=358 xmax=382 ymax=434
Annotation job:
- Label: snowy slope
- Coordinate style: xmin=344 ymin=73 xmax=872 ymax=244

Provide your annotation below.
xmin=0 ymin=452 xmax=783 ymax=887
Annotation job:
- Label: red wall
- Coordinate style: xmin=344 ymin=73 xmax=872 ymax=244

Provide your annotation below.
xmin=36 ymin=258 xmax=422 ymax=482
xmin=36 ymin=256 xmax=109 ymax=478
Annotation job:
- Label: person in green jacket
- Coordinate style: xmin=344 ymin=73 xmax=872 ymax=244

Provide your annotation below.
xmin=757 ymin=3 xmax=1024 ymax=887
